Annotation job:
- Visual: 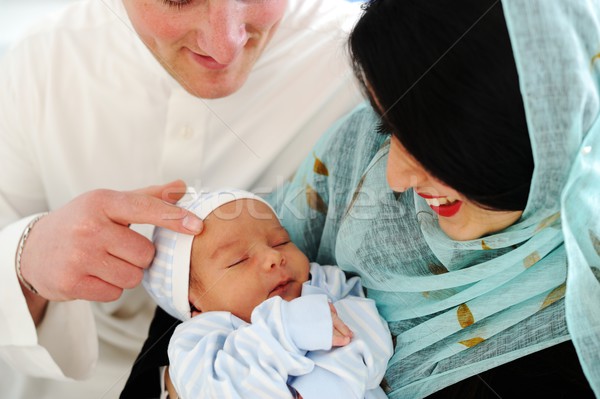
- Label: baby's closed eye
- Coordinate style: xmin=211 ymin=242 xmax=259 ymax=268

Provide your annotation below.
xmin=227 ymin=257 xmax=249 ymax=268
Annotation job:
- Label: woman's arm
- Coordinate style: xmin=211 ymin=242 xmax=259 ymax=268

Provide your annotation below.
xmin=164 ymin=367 xmax=177 ymax=399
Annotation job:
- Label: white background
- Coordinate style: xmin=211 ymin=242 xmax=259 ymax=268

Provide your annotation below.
xmin=0 ymin=0 xmax=75 ymax=58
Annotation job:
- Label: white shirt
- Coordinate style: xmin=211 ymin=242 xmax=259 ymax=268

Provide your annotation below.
xmin=0 ymin=0 xmax=363 ymax=397
xmin=168 ymin=264 xmax=393 ymax=399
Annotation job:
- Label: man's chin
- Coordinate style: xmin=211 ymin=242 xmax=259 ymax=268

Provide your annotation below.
xmin=175 ymin=72 xmax=248 ymax=99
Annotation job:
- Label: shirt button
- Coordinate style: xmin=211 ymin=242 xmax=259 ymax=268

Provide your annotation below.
xmin=179 ymin=126 xmax=193 ymax=139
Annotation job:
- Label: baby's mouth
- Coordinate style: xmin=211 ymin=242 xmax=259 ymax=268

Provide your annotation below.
xmin=268 ymin=279 xmax=292 ymax=297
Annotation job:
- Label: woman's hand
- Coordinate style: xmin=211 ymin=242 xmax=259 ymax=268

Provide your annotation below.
xmin=330 ymin=302 xmax=353 ymax=347
xmin=165 ymin=366 xmax=179 ymax=399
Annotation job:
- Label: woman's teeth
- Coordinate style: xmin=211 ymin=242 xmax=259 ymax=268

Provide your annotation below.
xmin=425 ymin=197 xmax=455 ymax=207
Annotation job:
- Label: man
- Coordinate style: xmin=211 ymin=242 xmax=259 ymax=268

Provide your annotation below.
xmin=0 ymin=0 xmax=363 ymax=397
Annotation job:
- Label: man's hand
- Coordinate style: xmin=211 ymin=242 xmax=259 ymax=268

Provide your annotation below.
xmin=330 ymin=302 xmax=353 ymax=347
xmin=18 ymin=180 xmax=203 ymax=302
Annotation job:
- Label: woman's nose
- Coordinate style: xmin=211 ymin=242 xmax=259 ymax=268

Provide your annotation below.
xmin=197 ymin=1 xmax=248 ymax=64
xmin=386 ymin=161 xmax=430 ymax=193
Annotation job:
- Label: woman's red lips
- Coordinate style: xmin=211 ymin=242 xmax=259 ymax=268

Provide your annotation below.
xmin=416 ymin=192 xmax=440 ymax=199
xmin=429 ymin=200 xmax=463 ymax=217
xmin=417 ymin=192 xmax=463 ymax=217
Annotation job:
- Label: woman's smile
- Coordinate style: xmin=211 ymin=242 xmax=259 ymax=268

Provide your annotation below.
xmin=417 ymin=193 xmax=463 ymax=217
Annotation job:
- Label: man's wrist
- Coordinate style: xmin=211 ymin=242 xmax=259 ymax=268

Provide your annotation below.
xmin=15 ymin=213 xmax=48 ymax=295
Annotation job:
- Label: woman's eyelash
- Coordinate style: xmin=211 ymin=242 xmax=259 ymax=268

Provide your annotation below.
xmin=376 ymin=120 xmax=392 ymax=136
xmin=274 ymin=241 xmax=290 ymax=247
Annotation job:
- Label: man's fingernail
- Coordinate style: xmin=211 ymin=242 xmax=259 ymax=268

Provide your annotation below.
xmin=183 ymin=215 xmax=203 ymax=233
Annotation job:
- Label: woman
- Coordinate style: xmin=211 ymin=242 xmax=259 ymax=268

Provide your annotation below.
xmin=274 ymin=0 xmax=599 ymax=397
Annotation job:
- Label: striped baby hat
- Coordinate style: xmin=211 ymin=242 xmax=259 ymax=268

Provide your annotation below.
xmin=142 ymin=187 xmax=275 ymax=320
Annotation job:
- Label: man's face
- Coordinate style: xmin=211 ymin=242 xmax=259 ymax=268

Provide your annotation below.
xmin=123 ymin=0 xmax=288 ymax=99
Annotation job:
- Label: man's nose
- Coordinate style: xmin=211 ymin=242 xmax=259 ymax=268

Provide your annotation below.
xmin=197 ymin=1 xmax=248 ymax=64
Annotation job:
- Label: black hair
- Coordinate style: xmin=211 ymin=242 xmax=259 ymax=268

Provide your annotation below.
xmin=349 ymin=0 xmax=533 ymax=211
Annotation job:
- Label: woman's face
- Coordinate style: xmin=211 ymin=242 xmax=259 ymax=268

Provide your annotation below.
xmin=387 ymin=135 xmax=523 ymax=241
xmin=122 ymin=0 xmax=287 ymax=99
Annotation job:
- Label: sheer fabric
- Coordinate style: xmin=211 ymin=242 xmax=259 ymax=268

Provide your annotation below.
xmin=271 ymin=1 xmax=600 ymax=396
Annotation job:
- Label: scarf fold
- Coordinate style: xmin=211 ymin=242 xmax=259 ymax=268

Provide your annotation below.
xmin=274 ymin=0 xmax=600 ymax=396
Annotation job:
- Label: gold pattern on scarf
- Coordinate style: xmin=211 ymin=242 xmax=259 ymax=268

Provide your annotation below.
xmin=345 ymin=174 xmax=367 ymax=219
xmin=380 ymin=377 xmax=391 ymax=393
xmin=541 ymin=283 xmax=566 ymax=310
xmin=306 ymin=185 xmax=327 ymax=214
xmin=523 ymin=251 xmax=541 ymax=268
xmin=481 ymin=240 xmax=492 ymax=250
xmin=313 ymin=154 xmax=329 ymax=176
xmin=589 ymin=229 xmax=600 ymax=256
xmin=459 ymin=337 xmax=485 ymax=348
xmin=592 ymin=52 xmax=600 ymax=66
xmin=428 ymin=263 xmax=449 ymax=274
xmin=535 ymin=212 xmax=561 ymax=232
xmin=457 ymin=303 xmax=475 ymax=328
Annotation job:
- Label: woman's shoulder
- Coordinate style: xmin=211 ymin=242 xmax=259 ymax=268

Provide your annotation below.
xmin=328 ymin=102 xmax=383 ymax=141
xmin=315 ymin=103 xmax=387 ymax=170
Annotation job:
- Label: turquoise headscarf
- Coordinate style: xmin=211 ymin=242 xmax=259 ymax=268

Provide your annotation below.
xmin=271 ymin=0 xmax=600 ymax=397
xmin=506 ymin=1 xmax=600 ymax=395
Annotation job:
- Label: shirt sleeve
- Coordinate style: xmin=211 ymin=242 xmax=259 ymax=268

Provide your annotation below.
xmin=0 ymin=39 xmax=98 ymax=380
xmin=290 ymin=264 xmax=393 ymax=399
xmin=0 ymin=215 xmax=98 ymax=380
xmin=307 ymin=263 xmax=366 ymax=299
xmin=168 ymin=295 xmax=333 ymax=399
xmin=291 ymin=296 xmax=393 ymax=399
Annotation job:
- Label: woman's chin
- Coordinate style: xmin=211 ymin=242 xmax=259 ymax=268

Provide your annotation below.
xmin=439 ymin=211 xmax=522 ymax=241
xmin=439 ymin=223 xmax=483 ymax=241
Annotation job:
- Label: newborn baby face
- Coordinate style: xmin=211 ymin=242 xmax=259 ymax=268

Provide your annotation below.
xmin=188 ymin=199 xmax=310 ymax=322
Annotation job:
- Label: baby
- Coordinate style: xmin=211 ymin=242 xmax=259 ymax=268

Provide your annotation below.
xmin=143 ymin=188 xmax=393 ymax=399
